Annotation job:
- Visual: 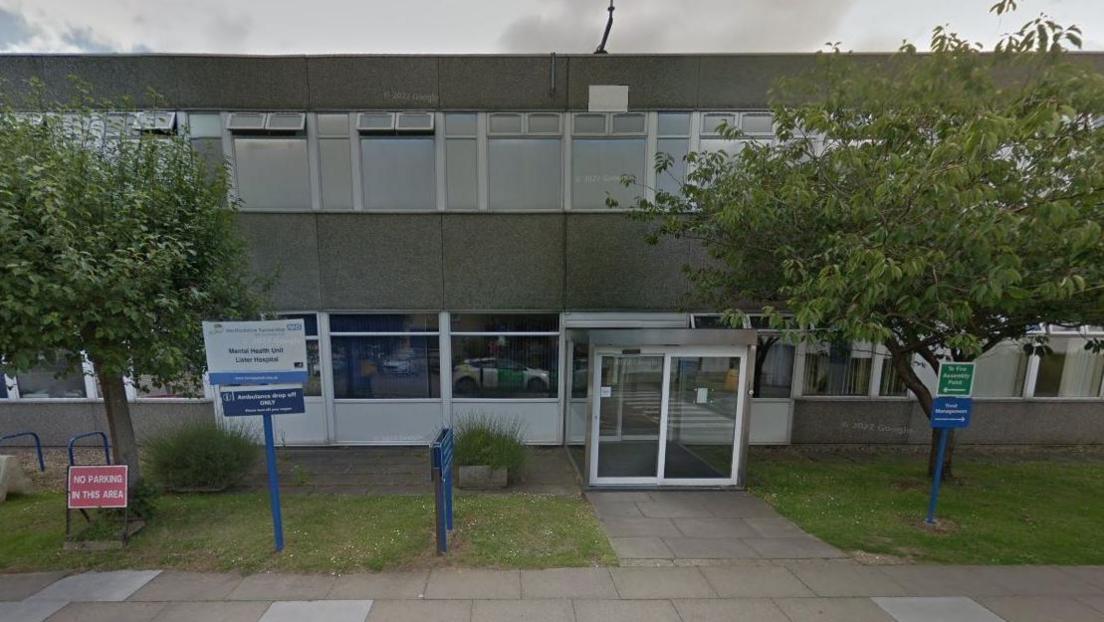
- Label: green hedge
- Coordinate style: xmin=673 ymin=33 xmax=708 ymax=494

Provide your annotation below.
xmin=147 ymin=420 xmax=259 ymax=492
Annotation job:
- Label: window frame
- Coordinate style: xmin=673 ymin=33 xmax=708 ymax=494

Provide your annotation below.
xmin=328 ymin=313 xmax=443 ymax=402
xmin=450 ymin=313 xmax=562 ymax=402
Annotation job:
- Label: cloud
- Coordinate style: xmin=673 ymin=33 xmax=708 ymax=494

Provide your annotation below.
xmin=60 ymin=25 xmax=119 ymax=53
xmin=0 ymin=6 xmax=38 ymax=49
xmin=497 ymin=0 xmax=859 ymax=53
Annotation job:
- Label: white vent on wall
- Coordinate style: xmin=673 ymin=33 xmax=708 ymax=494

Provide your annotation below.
xmin=132 ymin=111 xmax=177 ymax=133
xmin=265 ymin=112 xmax=306 ymax=131
xmin=226 ymin=112 xmax=267 ymax=131
xmin=395 ymin=112 xmax=434 ymax=131
xmin=588 ymin=85 xmax=629 ymax=112
xmin=357 ymin=112 xmax=395 ymax=132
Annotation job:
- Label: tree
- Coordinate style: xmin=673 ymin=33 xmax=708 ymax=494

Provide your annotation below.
xmin=627 ymin=5 xmax=1104 ymax=478
xmin=0 ymin=84 xmax=264 ymax=491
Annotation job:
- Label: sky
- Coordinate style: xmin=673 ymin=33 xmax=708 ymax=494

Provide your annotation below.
xmin=0 ymin=0 xmax=1102 ymax=55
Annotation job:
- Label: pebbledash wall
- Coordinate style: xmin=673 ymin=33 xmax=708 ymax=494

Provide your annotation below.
xmin=1 ymin=53 xmax=1103 ymax=448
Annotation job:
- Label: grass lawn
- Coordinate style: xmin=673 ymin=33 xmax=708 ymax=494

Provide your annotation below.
xmin=749 ymin=448 xmax=1104 ymax=565
xmin=0 ymin=491 xmax=615 ymax=573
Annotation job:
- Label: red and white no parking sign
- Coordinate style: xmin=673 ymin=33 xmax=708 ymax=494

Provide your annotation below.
xmin=67 ymin=465 xmax=128 ymax=509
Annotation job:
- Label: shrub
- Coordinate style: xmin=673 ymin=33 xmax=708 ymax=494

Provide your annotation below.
xmin=146 ymin=420 xmax=259 ymax=492
xmin=454 ymin=415 xmax=528 ymax=475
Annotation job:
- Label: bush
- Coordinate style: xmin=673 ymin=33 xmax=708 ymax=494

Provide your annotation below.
xmin=454 ymin=415 xmax=528 ymax=475
xmin=146 ymin=420 xmax=259 ymax=492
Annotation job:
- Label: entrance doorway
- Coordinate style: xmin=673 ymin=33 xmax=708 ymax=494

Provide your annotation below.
xmin=588 ymin=346 xmax=749 ymax=487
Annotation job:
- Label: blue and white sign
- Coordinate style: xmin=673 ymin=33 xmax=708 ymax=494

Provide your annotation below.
xmin=931 ymin=396 xmax=973 ymax=429
xmin=432 ymin=427 xmax=455 ymax=554
xmin=219 ymin=385 xmax=305 ymax=418
xmin=203 ymin=320 xmax=308 ymax=386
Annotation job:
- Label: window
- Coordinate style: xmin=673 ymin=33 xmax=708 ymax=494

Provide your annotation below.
xmin=451 ymin=314 xmax=559 ymax=398
xmin=699 ymin=111 xmax=772 ymax=157
xmin=656 ymin=112 xmax=690 ymax=196
xmin=571 ymin=112 xmax=645 ymax=210
xmin=973 ymin=341 xmax=1028 ymax=397
xmin=280 ymin=314 xmax=322 ymax=397
xmin=131 ymin=375 xmax=203 ymax=399
xmin=445 ymin=113 xmax=478 ymax=210
xmin=317 ymin=114 xmax=352 ymax=210
xmin=878 ymin=358 xmax=909 ymax=397
xmin=488 ymin=113 xmax=562 ymax=210
xmin=230 ymin=113 xmax=311 ymax=210
xmin=570 ymin=342 xmax=589 ymax=399
xmin=329 ymin=314 xmax=440 ymax=399
xmin=754 ymin=337 xmax=794 ymax=398
xmin=803 ymin=343 xmax=873 ymax=396
xmin=359 ymin=112 xmax=436 ymax=210
xmin=15 ymin=355 xmax=86 ymax=398
xmin=1033 ymin=337 xmax=1104 ymax=398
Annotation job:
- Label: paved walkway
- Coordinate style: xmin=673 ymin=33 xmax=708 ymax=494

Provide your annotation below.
xmin=3 ymin=564 xmax=1104 ymax=621
xmin=586 ymin=490 xmax=843 ymax=565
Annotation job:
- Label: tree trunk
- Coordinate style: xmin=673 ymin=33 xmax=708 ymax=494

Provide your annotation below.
xmin=885 ymin=342 xmax=952 ymax=481
xmin=96 ymin=367 xmax=141 ymax=489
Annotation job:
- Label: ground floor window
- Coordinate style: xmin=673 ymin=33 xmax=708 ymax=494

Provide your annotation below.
xmin=450 ymin=314 xmax=559 ymax=398
xmin=329 ymin=314 xmax=440 ymax=399
xmin=1033 ymin=336 xmax=1104 ymax=398
xmin=14 ymin=354 xmax=86 ymax=398
xmin=802 ymin=343 xmax=873 ymax=396
xmin=973 ymin=341 xmax=1028 ymax=397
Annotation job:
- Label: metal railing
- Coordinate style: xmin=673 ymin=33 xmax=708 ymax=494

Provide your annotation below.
xmin=0 ymin=431 xmax=46 ymax=471
xmin=67 ymin=431 xmax=111 ymax=466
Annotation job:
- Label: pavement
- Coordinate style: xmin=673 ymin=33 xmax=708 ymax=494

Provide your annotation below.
xmin=3 ymin=564 xmax=1104 ymax=621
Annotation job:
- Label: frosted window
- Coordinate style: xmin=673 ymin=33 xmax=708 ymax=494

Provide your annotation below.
xmin=973 ymin=341 xmax=1028 ymax=397
xmin=656 ymin=137 xmax=688 ymax=196
xmin=361 ymin=137 xmax=436 ymax=210
xmin=320 ymin=139 xmax=352 ymax=210
xmin=571 ymin=138 xmax=645 ymax=209
xmin=573 ymin=114 xmax=606 ymax=134
xmin=445 ymin=113 xmax=477 ymax=136
xmin=527 ymin=113 xmax=561 ymax=134
xmin=233 ymin=138 xmax=311 ymax=210
xmin=1033 ymin=337 xmax=1104 ymax=397
xmin=187 ymin=113 xmax=222 ymax=138
xmin=658 ymin=112 xmax=690 ymax=136
xmin=446 ymin=139 xmax=478 ymax=210
xmin=611 ymin=113 xmax=645 ymax=134
xmin=317 ymin=114 xmax=349 ymax=137
xmin=489 ymin=114 xmax=523 ymax=134
xmin=488 ymin=138 xmax=562 ymax=210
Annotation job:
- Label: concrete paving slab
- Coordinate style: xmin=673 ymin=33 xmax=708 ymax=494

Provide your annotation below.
xmin=744 ymin=516 xmax=808 ymax=537
xmin=1063 ymin=568 xmax=1104 ymax=592
xmin=425 ymin=569 xmax=520 ymax=599
xmin=28 ymin=570 xmax=161 ymax=602
xmin=258 ymin=600 xmax=373 ymax=622
xmin=789 ymin=565 xmax=909 ymax=597
xmin=589 ymin=501 xmax=643 ymax=519
xmin=671 ymin=518 xmax=758 ymax=539
xmin=699 ymin=565 xmax=813 ymax=597
xmin=520 ymin=568 xmax=617 ymax=599
xmin=873 ymin=596 xmax=1005 ymax=622
xmin=1081 ymin=596 xmax=1104 ymax=614
xmin=328 ymin=572 xmax=428 ymax=600
xmin=0 ymin=572 xmax=68 ymax=601
xmin=227 ymin=573 xmax=336 ymax=601
xmin=127 ymin=571 xmax=242 ymax=601
xmin=975 ymin=566 xmax=1103 ymax=596
xmin=365 ymin=599 xmax=471 ymax=622
xmin=673 ymin=597 xmax=791 ymax=622
xmin=573 ymin=599 xmax=681 ymax=622
xmin=600 ymin=517 xmax=680 ymax=538
xmin=744 ymin=536 xmax=845 ymax=559
xmin=878 ymin=565 xmax=1014 ymax=596
xmin=610 ymin=537 xmax=673 ymax=559
xmin=0 ymin=600 xmax=67 ymax=622
xmin=691 ymin=495 xmax=780 ymax=518
xmin=634 ymin=500 xmax=715 ymax=519
xmin=43 ymin=601 xmax=166 ymax=622
xmin=661 ymin=537 xmax=759 ymax=559
xmin=471 ymin=599 xmax=575 ymax=622
xmin=610 ymin=567 xmax=715 ymax=599
xmin=154 ymin=601 xmax=270 ymax=622
xmin=977 ymin=596 xmax=1104 ymax=622
xmin=774 ymin=597 xmax=896 ymax=622
xmin=586 ymin=492 xmax=653 ymax=504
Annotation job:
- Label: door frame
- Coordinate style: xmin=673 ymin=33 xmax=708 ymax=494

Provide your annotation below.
xmin=588 ymin=345 xmax=750 ymax=487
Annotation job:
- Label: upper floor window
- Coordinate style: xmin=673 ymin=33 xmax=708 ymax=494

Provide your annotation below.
xmin=228 ymin=112 xmax=310 ymax=211
xmin=571 ymin=112 xmax=646 ymax=210
xmin=487 ymin=113 xmax=562 ymax=211
xmin=358 ymin=112 xmax=436 ymax=211
xmin=656 ymin=112 xmax=691 ymax=196
xmin=699 ymin=111 xmax=773 ymax=156
xmin=445 ymin=113 xmax=478 ymax=210
xmin=317 ymin=114 xmax=353 ymax=210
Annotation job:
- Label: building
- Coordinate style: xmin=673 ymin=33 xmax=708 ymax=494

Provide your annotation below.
xmin=2 ymin=54 xmax=1103 ymax=488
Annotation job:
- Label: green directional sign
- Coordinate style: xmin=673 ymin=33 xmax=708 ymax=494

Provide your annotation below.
xmin=937 ymin=362 xmax=975 ymax=397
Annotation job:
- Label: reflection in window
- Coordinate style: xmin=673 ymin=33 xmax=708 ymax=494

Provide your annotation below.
xmin=753 ymin=338 xmax=794 ymax=398
xmin=803 ymin=343 xmax=872 ymax=396
xmin=16 ymin=357 xmax=86 ymax=398
xmin=319 ymin=139 xmax=352 ymax=210
xmin=451 ymin=337 xmax=558 ymax=398
xmin=233 ymin=138 xmax=311 ymax=210
xmin=973 ymin=341 xmax=1028 ymax=397
xmin=331 ymin=336 xmax=439 ymax=399
xmin=571 ymin=342 xmax=589 ymax=399
xmin=488 ymin=138 xmax=562 ymax=210
xmin=878 ymin=358 xmax=909 ymax=396
xmin=571 ymin=138 xmax=645 ymax=209
xmin=361 ymin=136 xmax=436 ymax=210
xmin=1033 ymin=337 xmax=1104 ymax=397
xmin=132 ymin=374 xmax=204 ymax=399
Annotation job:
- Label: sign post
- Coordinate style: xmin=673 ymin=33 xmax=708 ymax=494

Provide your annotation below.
xmin=203 ymin=320 xmax=308 ymax=553
xmin=926 ymin=362 xmax=975 ymax=525
xmin=431 ymin=428 xmax=455 ymax=554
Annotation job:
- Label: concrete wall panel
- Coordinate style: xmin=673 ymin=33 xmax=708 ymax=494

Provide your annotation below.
xmin=237 ymin=213 xmax=323 ymax=310
xmin=567 ymin=55 xmax=700 ymax=110
xmin=442 ymin=214 xmax=564 ymax=309
xmin=439 ymin=56 xmax=567 ymax=110
xmin=38 ymin=55 xmax=182 ymax=108
xmin=170 ymin=56 xmax=309 ymax=110
xmin=0 ymin=400 xmax=214 ymax=447
xmin=307 ymin=56 xmax=438 ymax=109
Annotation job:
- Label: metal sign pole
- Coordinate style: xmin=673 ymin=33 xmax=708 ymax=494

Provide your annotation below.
xmin=262 ymin=413 xmax=285 ymax=552
xmin=925 ymin=428 xmax=950 ymax=524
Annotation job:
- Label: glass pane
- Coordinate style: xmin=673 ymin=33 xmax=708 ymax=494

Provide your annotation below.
xmin=361 ymin=137 xmax=436 ymax=210
xmin=445 ymin=139 xmax=478 ymax=210
xmin=973 ymin=341 xmax=1027 ymax=397
xmin=802 ymin=344 xmax=873 ymax=396
xmin=527 ymin=113 xmax=561 ymax=134
xmin=656 ymin=137 xmax=688 ymax=196
xmin=741 ymin=113 xmax=773 ymax=135
xmin=445 ymin=113 xmax=477 ymax=136
xmin=317 ymin=113 xmax=349 ymax=137
xmin=133 ymin=374 xmax=203 ymax=399
xmin=878 ymin=358 xmax=909 ymax=396
xmin=331 ymin=336 xmax=440 ymax=399
xmin=611 ymin=113 xmax=645 ymax=134
xmin=16 ymin=358 xmax=85 ymax=398
xmin=657 ymin=112 xmax=690 ymax=136
xmin=187 ymin=113 xmax=222 ymax=138
xmin=191 ymin=138 xmax=226 ymax=181
xmin=488 ymin=138 xmax=562 ymax=210
xmin=320 ymin=139 xmax=353 ymax=210
xmin=754 ymin=339 xmax=794 ymax=398
xmin=1034 ymin=337 xmax=1104 ymax=397
xmin=597 ymin=355 xmax=663 ymax=478
xmin=702 ymin=112 xmax=736 ymax=135
xmin=571 ymin=138 xmax=646 ymax=209
xmin=488 ymin=113 xmax=523 ymax=134
xmin=233 ymin=138 xmax=311 ymax=210
xmin=573 ymin=114 xmax=606 ymax=134
xmin=330 ymin=314 xmax=439 ymax=333
xmin=279 ymin=313 xmax=318 ymax=336
xmin=451 ymin=313 xmax=558 ymax=333
xmin=571 ymin=342 xmax=589 ymax=399
xmin=665 ymin=356 xmax=739 ymax=479
xmin=699 ymin=138 xmax=749 ymax=156
xmin=358 ymin=112 xmax=393 ymax=131
xmin=451 ymin=336 xmax=558 ymax=398
xmin=305 ymin=340 xmax=322 ymax=396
